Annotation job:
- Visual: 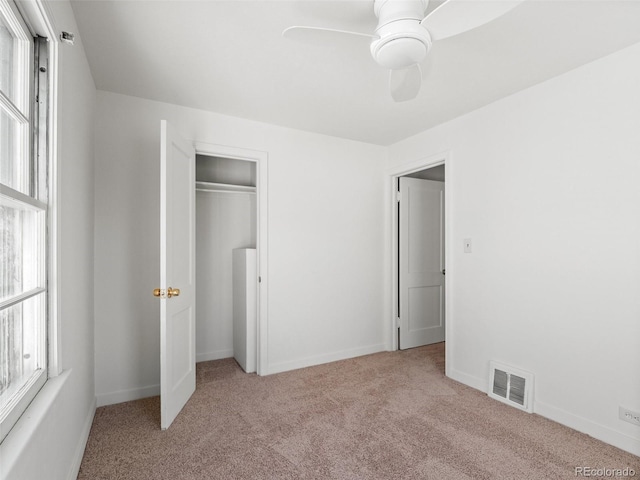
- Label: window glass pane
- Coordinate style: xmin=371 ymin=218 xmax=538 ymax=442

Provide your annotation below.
xmin=0 ymin=12 xmax=15 ymax=100
xmin=0 ymin=107 xmax=28 ymax=193
xmin=0 ymin=0 xmax=46 ymax=443
xmin=0 ymin=293 xmax=45 ymax=412
xmin=0 ymin=196 xmax=43 ymax=303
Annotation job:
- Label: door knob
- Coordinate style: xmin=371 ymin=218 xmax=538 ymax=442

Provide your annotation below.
xmin=153 ymin=287 xmax=180 ymax=298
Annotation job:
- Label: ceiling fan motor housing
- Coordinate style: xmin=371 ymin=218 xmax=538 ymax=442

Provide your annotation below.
xmin=370 ymin=0 xmax=432 ymax=69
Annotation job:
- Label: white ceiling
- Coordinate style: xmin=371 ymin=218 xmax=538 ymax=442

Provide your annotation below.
xmin=70 ymin=0 xmax=640 ymax=146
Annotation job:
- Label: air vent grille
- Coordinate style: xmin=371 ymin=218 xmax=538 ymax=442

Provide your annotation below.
xmin=492 ymin=369 xmax=508 ymax=399
xmin=509 ymin=374 xmax=526 ymax=406
xmin=488 ymin=362 xmax=534 ymax=413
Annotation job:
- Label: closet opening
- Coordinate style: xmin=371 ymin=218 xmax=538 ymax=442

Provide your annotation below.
xmin=195 ymin=154 xmax=258 ymax=373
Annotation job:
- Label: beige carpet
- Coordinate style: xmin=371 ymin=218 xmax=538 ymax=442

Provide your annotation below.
xmin=78 ymin=344 xmax=639 ymax=479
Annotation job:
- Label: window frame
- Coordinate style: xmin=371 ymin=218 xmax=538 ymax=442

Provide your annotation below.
xmin=0 ymin=0 xmax=58 ymax=444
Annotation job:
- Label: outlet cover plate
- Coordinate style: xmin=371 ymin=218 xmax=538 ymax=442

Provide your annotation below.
xmin=619 ymin=406 xmax=640 ymax=426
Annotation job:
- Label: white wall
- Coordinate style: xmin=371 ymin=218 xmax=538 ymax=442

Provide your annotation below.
xmin=94 ymin=92 xmax=386 ymax=404
xmin=196 ymin=190 xmax=255 ymax=361
xmin=0 ymin=2 xmax=96 ymax=479
xmin=388 ymin=42 xmax=640 ymax=455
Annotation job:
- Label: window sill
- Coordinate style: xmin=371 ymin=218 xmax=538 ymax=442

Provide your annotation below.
xmin=0 ymin=369 xmax=71 ymax=477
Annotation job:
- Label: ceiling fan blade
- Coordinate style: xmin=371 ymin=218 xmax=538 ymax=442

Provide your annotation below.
xmin=389 ymin=64 xmax=422 ymax=102
xmin=282 ymin=26 xmax=376 ymax=45
xmin=421 ymin=0 xmax=525 ymax=41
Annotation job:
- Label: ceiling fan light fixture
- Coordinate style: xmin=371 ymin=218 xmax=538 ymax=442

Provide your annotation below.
xmin=282 ymin=0 xmax=526 ymax=102
xmin=373 ymin=37 xmax=427 ymax=69
xmin=370 ymin=16 xmax=432 ymax=70
xmin=374 ymin=0 xmax=429 ymax=24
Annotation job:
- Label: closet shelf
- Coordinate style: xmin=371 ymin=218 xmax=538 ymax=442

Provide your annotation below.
xmin=196 ymin=181 xmax=256 ymax=194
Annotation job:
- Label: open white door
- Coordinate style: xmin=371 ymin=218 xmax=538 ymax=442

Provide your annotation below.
xmin=399 ymin=177 xmax=445 ymax=349
xmin=158 ymin=120 xmax=196 ymax=429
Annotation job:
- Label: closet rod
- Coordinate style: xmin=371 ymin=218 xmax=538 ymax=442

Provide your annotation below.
xmin=196 ymin=189 xmax=256 ymax=195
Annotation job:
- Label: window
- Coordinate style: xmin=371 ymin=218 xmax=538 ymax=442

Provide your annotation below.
xmin=0 ymin=0 xmax=48 ymax=443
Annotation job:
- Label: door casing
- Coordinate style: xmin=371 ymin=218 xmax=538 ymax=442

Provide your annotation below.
xmin=386 ymin=151 xmax=452 ymax=376
xmin=194 ymin=141 xmax=269 ymax=376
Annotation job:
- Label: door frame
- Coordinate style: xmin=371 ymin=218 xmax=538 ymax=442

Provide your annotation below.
xmin=194 ymin=141 xmax=269 ymax=376
xmin=386 ymin=151 xmax=452 ymax=376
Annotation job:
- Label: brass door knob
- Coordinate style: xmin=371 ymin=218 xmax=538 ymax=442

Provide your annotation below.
xmin=153 ymin=288 xmax=180 ymax=298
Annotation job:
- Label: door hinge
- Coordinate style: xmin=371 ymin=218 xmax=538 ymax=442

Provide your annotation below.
xmin=396 ymin=317 xmax=400 ymax=328
xmin=258 ymin=276 xmax=262 ymax=283
xmin=396 ymin=191 xmax=401 ymax=202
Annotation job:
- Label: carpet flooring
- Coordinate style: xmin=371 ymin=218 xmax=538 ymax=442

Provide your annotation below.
xmin=78 ymin=343 xmax=639 ymax=479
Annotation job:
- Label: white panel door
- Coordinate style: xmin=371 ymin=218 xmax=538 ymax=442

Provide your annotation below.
xmin=159 ymin=120 xmax=196 ymax=429
xmin=399 ymin=177 xmax=445 ymax=349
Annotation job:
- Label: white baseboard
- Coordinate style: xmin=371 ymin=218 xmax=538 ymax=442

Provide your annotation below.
xmin=446 ymin=367 xmax=640 ymax=457
xmin=448 ymin=367 xmax=487 ymax=392
xmin=66 ymin=396 xmax=96 ymax=480
xmin=96 ymin=384 xmax=160 ymax=407
xmin=196 ymin=349 xmax=233 ymax=363
xmin=97 ymin=351 xmax=234 ymax=407
xmin=267 ymin=344 xmax=386 ymax=375
xmin=97 ymin=346 xmax=385 ymax=404
xmin=535 ymin=400 xmax=640 ymax=457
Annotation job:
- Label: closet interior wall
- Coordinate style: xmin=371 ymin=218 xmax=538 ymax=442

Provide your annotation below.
xmin=195 ymin=154 xmax=256 ymax=362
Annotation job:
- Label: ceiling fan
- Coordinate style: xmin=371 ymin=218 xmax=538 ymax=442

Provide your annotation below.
xmin=283 ymin=0 xmax=525 ymax=102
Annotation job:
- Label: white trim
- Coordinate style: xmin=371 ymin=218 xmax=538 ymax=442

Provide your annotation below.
xmin=448 ymin=367 xmax=486 ymax=392
xmin=0 ymin=370 xmax=46 ymax=443
xmin=65 ymin=397 xmax=96 ymax=480
xmin=38 ymin=0 xmax=61 ymax=378
xmin=12 ymin=0 xmax=62 ymax=380
xmin=0 ymin=183 xmax=47 ymax=210
xmin=193 ymin=141 xmax=269 ymax=376
xmin=196 ymin=349 xmax=233 ymax=363
xmin=0 ymin=0 xmax=31 ymax=42
xmin=535 ymin=400 xmax=640 ymax=457
xmin=385 ymin=151 xmax=453 ymax=377
xmin=0 ymin=369 xmax=70 ymax=478
xmin=0 ymin=90 xmax=29 ymax=123
xmin=0 ymin=287 xmax=46 ymax=310
xmin=443 ymin=366 xmax=640 ymax=457
xmin=14 ymin=0 xmax=55 ymax=38
xmin=96 ymin=384 xmax=160 ymax=408
xmin=0 ymin=0 xmax=33 ymax=115
xmin=268 ymin=344 xmax=386 ymax=376
xmin=18 ymin=0 xmax=63 ymax=378
xmin=0 ymin=0 xmax=52 ymax=445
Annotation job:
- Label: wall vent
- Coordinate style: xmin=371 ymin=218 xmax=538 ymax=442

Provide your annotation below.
xmin=488 ymin=361 xmax=534 ymax=413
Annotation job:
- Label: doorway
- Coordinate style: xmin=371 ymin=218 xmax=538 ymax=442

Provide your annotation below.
xmin=195 ymin=154 xmax=256 ymax=369
xmin=194 ymin=142 xmax=268 ymax=375
xmin=387 ymin=152 xmax=451 ymax=374
xmin=159 ymin=123 xmax=269 ymax=430
xmin=398 ymin=166 xmax=445 ymax=349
